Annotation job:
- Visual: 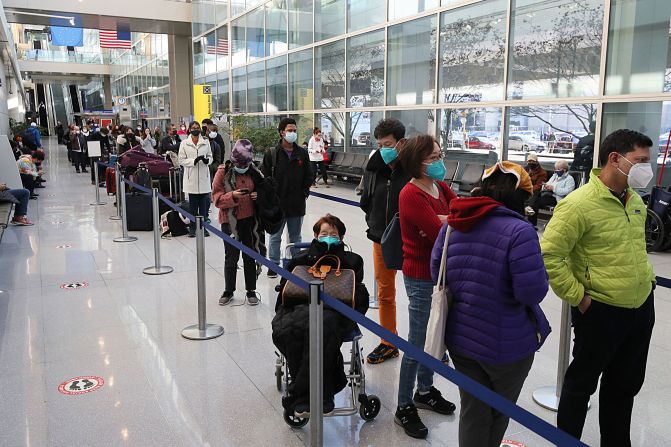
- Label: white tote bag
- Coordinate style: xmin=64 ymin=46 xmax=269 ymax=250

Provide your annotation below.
xmin=424 ymin=226 xmax=453 ymax=359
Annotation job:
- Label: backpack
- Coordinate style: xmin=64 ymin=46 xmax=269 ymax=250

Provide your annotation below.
xmin=132 ymin=165 xmax=151 ymax=190
xmin=160 ymin=210 xmax=189 ymax=238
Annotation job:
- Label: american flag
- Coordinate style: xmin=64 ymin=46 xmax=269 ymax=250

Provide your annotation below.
xmin=100 ymin=28 xmax=132 ymax=49
xmin=206 ymin=37 xmax=229 ymax=56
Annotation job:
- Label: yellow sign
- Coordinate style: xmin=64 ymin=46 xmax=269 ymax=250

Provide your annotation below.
xmin=193 ymin=84 xmax=212 ymax=124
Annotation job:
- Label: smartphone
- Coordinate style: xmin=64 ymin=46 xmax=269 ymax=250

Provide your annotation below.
xmin=238 ymin=188 xmax=250 ymax=195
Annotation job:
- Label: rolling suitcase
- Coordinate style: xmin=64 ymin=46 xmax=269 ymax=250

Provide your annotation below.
xmin=106 ymin=167 xmax=117 ymax=195
xmin=125 ymin=193 xmax=153 ymax=231
xmin=169 ymin=167 xmax=184 ymax=203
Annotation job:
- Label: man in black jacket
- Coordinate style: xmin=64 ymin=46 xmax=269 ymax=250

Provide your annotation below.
xmin=359 ymin=118 xmax=410 ymax=364
xmin=160 ymin=124 xmax=181 ymax=155
xmin=260 ymin=117 xmax=314 ymax=278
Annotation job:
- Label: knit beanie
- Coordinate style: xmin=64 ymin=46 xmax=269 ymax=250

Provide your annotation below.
xmin=231 ymin=139 xmax=253 ymax=166
xmin=482 ymin=161 xmax=533 ymax=195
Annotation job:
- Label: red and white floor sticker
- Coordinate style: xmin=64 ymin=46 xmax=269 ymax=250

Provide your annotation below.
xmin=56 ymin=244 xmax=72 ymax=249
xmin=59 ymin=281 xmax=89 ymax=290
xmin=58 ymin=376 xmax=104 ymax=395
xmin=501 ymin=441 xmax=528 ymax=447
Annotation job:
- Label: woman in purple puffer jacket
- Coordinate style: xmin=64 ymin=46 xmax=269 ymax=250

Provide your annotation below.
xmin=430 ymin=161 xmax=551 ymax=447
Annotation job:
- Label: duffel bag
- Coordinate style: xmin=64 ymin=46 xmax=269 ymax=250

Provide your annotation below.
xmin=144 ymin=159 xmax=171 ymax=177
xmin=160 ymin=210 xmax=189 ymax=238
xmin=119 ymin=148 xmax=165 ymax=169
xmin=281 ymin=254 xmax=355 ymax=307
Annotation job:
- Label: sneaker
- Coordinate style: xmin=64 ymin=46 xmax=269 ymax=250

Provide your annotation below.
xmin=35 ymin=184 xmax=46 ymax=189
xmin=324 ymin=398 xmax=335 ymax=415
xmin=413 ymin=386 xmax=456 ymax=415
xmin=267 ymin=269 xmax=278 ymax=279
xmin=246 ymin=290 xmax=259 ymax=306
xmin=29 ymin=195 xmax=38 ymax=200
xmin=188 ymin=232 xmax=196 ymax=238
xmin=294 ymin=402 xmax=310 ymax=418
xmin=394 ymin=405 xmax=428 ymax=439
xmin=367 ymin=343 xmax=400 ymax=364
xmin=10 ymin=216 xmax=34 ymax=226
xmin=219 ymin=291 xmax=233 ymax=306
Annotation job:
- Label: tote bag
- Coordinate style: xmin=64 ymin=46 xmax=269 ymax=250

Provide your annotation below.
xmin=424 ymin=226 xmax=453 ymax=359
xmin=380 ymin=213 xmax=403 ymax=270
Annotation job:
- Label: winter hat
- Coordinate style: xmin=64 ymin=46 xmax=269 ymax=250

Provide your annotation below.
xmin=526 ymin=153 xmax=538 ymax=162
xmin=231 ymin=139 xmax=253 ymax=166
xmin=482 ymin=161 xmax=533 ymax=195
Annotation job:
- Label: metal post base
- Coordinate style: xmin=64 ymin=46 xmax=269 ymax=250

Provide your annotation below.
xmin=181 ymin=324 xmax=225 ymax=340
xmin=90 ymin=202 xmax=106 ymax=206
xmin=109 ymin=215 xmax=122 ymax=221
xmin=113 ymin=236 xmax=138 ymax=243
xmin=532 ymin=386 xmax=590 ymax=412
xmin=143 ymin=265 xmax=174 ymax=275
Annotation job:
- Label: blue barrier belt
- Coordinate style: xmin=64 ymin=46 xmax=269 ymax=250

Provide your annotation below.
xmin=656 ymin=276 xmax=671 ymax=289
xmin=156 ymin=193 xmax=197 ymax=223
xmin=309 ymin=191 xmax=361 ymax=207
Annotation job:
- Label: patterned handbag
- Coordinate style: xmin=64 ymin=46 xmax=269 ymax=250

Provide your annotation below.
xmin=281 ymin=254 xmax=356 ymax=307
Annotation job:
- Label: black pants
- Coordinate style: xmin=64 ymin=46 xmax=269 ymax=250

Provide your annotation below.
xmin=311 ymin=161 xmax=328 ymax=184
xmin=72 ymin=151 xmax=86 ymax=171
xmin=558 ymin=294 xmax=655 ymax=446
xmin=222 ymin=217 xmax=257 ymax=293
xmin=188 ymin=193 xmax=210 ymax=234
xmin=20 ymin=173 xmax=35 ymax=196
xmin=528 ymin=190 xmax=556 ymax=225
xmin=90 ymin=158 xmax=106 ymax=183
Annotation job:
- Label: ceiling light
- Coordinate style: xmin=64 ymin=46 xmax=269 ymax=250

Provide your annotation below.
xmin=5 ymin=10 xmax=76 ymax=25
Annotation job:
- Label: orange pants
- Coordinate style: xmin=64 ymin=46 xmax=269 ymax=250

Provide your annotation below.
xmin=373 ymin=242 xmax=397 ymax=346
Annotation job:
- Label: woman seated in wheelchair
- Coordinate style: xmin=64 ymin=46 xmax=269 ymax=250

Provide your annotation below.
xmin=272 ymin=214 xmax=369 ymax=417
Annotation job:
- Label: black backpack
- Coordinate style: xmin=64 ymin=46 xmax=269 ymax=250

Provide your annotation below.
xmin=160 ymin=210 xmax=189 ymax=237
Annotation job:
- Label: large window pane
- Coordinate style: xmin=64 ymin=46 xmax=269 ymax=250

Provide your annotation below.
xmin=290 ymin=113 xmax=315 ymax=147
xmin=389 ymin=109 xmax=437 ymax=140
xmin=247 ymin=7 xmax=265 ymax=62
xmin=267 ymin=56 xmax=288 ymax=112
xmin=347 ymin=0 xmax=385 ymax=33
xmin=204 ymin=31 xmax=217 ymax=75
xmin=387 ymin=15 xmax=437 ymax=106
xmin=266 ymin=0 xmax=288 ymax=55
xmin=319 ymin=112 xmax=346 ymax=151
xmin=232 ymin=17 xmax=246 ymax=66
xmin=508 ymin=0 xmax=603 ymax=99
xmin=315 ymin=40 xmax=346 ymax=109
xmin=289 ymin=0 xmax=313 ymax=49
xmin=247 ymin=61 xmax=266 ymax=112
xmin=315 ymin=0 xmax=345 ymax=42
xmin=347 ymin=30 xmax=384 ymax=108
xmin=232 ymin=67 xmax=247 ymax=112
xmin=214 ymin=0 xmax=228 ymax=24
xmin=439 ymin=0 xmax=506 ymax=103
xmin=231 ymin=0 xmax=245 ymax=16
xmin=192 ymin=0 xmax=207 ymax=36
xmin=389 ymin=0 xmax=439 ymax=20
xmin=289 ymin=49 xmax=313 ymax=110
xmin=216 ymin=71 xmax=230 ymax=113
xmin=194 ymin=40 xmax=204 ymax=77
xmin=438 ymin=107 xmax=500 ymax=153
xmin=216 ymin=26 xmax=229 ymax=71
xmin=348 ymin=111 xmax=384 ymax=154
xmin=606 ymin=0 xmax=671 ymax=95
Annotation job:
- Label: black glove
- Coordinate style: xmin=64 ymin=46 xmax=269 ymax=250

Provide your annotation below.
xmin=202 ymin=157 xmax=210 ymax=165
xmin=194 ymin=155 xmax=204 ymax=164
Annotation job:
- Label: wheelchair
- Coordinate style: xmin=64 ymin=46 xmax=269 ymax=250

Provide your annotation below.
xmin=273 ymin=242 xmax=381 ymax=427
xmin=644 ymin=186 xmax=671 ymax=252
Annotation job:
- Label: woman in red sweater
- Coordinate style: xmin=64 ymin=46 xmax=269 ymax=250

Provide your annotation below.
xmin=394 ymin=134 xmax=457 ymax=439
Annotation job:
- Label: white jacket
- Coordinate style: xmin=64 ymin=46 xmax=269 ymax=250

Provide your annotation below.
xmin=179 ymin=136 xmax=213 ymax=194
xmin=307 ymin=136 xmax=325 ymax=162
xmin=140 ymin=136 xmax=156 ymax=153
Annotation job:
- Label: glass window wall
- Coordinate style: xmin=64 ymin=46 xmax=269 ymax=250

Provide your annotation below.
xmin=233 ymin=67 xmax=247 ymax=112
xmin=247 ymin=61 xmax=266 ymax=112
xmin=348 ymin=111 xmax=384 ymax=153
xmin=267 ymin=56 xmax=288 ymax=112
xmin=232 ymin=17 xmax=246 ymax=66
xmin=266 ymin=0 xmax=288 ymax=55
xmin=204 ymin=31 xmax=217 ymax=74
xmin=216 ymin=26 xmax=229 ymax=72
xmin=389 ymin=0 xmax=440 ymax=20
xmin=289 ymin=0 xmax=313 ymax=49
xmin=315 ymin=0 xmax=345 ymax=42
xmin=247 ymin=6 xmax=265 ymax=62
xmin=217 ymin=71 xmax=230 ymax=113
xmin=315 ymin=40 xmax=346 ymax=109
xmin=319 ymin=112 xmax=346 ymax=151
xmin=289 ymin=48 xmax=313 ymax=111
xmin=347 ymin=0 xmax=385 ymax=33
xmin=347 ymin=30 xmax=385 ymax=108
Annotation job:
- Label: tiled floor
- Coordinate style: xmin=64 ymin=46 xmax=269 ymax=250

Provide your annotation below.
xmin=1 ymin=138 xmax=671 ymax=446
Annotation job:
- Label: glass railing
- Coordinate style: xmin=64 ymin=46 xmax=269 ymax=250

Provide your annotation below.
xmin=16 ymin=49 xmax=162 ymax=66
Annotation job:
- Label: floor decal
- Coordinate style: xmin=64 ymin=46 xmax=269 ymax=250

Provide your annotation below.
xmin=501 ymin=441 xmax=528 ymax=447
xmin=58 ymin=376 xmax=104 ymax=395
xmin=59 ymin=282 xmax=89 ymax=290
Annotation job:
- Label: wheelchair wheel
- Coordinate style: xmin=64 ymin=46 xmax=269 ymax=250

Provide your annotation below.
xmin=645 ymin=209 xmax=665 ymax=252
xmin=283 ymin=408 xmax=309 ymax=427
xmin=359 ymin=395 xmax=381 ymax=421
xmin=275 ymin=361 xmax=283 ymax=392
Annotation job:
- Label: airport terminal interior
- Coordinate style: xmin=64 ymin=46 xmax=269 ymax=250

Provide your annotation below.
xmin=1 ymin=0 xmax=671 ymax=446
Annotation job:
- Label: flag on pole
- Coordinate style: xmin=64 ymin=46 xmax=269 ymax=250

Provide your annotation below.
xmin=100 ymin=26 xmax=132 ymax=49
xmin=51 ymin=26 xmax=84 ymax=46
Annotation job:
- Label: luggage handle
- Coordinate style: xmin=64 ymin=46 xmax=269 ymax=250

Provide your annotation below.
xmin=307 ymin=254 xmax=342 ymax=279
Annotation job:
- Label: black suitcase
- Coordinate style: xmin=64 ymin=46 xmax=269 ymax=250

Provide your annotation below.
xmin=125 ymin=193 xmax=153 ymax=231
xmin=169 ymin=167 xmax=184 ymax=203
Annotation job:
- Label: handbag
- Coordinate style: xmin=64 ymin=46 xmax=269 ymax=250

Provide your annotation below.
xmin=380 ymin=213 xmax=403 ymax=270
xmin=281 ymin=254 xmax=356 ymax=307
xmin=424 ymin=226 xmax=453 ymax=359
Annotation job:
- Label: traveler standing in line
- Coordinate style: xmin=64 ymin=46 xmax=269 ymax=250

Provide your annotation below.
xmin=359 ymin=118 xmax=411 ymax=364
xmin=160 ymin=124 xmax=181 ymax=155
xmin=56 ymin=122 xmax=64 ymax=145
xmin=179 ymin=121 xmax=213 ymax=238
xmin=177 ymin=123 xmax=188 ymax=138
xmin=70 ymin=126 xmax=89 ymax=174
xmin=153 ymin=126 xmax=162 ymax=151
xmin=117 ymin=127 xmax=138 ymax=155
xmin=64 ymin=124 xmax=74 ymax=162
xmin=89 ymin=127 xmax=112 ymax=186
xmin=207 ymin=124 xmax=227 ymax=162
xmin=394 ymin=134 xmax=457 ymax=439
xmin=308 ymin=127 xmax=329 ymax=187
xmin=140 ymin=128 xmax=157 ymax=153
xmin=204 ymin=125 xmax=223 ymax=184
xmin=542 ymin=129 xmax=656 ymax=446
xmin=212 ymin=139 xmax=264 ymax=306
xmin=260 ymin=117 xmax=314 ymax=278
xmin=431 ymin=161 xmax=550 ymax=447
xmin=23 ymin=122 xmax=42 ymax=150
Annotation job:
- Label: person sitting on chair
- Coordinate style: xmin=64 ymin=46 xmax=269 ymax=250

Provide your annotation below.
xmin=272 ymin=214 xmax=370 ymax=417
xmin=526 ymin=160 xmax=576 ymax=227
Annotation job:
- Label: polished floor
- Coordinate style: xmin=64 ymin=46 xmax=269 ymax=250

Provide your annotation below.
xmin=2 ymin=138 xmax=671 ymax=446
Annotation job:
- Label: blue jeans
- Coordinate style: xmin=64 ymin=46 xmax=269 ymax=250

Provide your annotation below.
xmin=8 ymin=188 xmax=30 ymax=216
xmin=188 ymin=193 xmax=210 ymax=232
xmin=268 ymin=216 xmax=304 ymax=265
xmin=397 ymin=276 xmax=435 ymax=407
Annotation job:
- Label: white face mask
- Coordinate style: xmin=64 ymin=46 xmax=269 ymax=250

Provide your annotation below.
xmin=618 ymin=156 xmax=654 ymax=189
xmin=209 ymin=131 xmax=217 ymax=139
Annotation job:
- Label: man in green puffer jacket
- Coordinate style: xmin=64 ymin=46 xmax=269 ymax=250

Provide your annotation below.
xmin=541 ymin=129 xmax=656 ymax=446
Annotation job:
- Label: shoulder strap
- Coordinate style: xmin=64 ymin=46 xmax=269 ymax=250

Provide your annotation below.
xmin=270 ymin=147 xmax=280 ymax=178
xmin=436 ymin=226 xmax=452 ymax=289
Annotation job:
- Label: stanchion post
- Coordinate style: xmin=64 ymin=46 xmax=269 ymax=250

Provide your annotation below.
xmin=309 ymin=281 xmax=324 ymax=447
xmin=369 ymin=281 xmax=379 ymax=309
xmin=143 ymin=188 xmax=173 ymax=275
xmin=181 ymin=216 xmax=225 ymax=340
xmin=532 ymin=300 xmax=589 ymax=411
xmin=113 ymin=179 xmax=138 ymax=243
xmin=110 ymin=163 xmax=122 ymax=221
xmin=89 ymin=161 xmax=106 ymax=206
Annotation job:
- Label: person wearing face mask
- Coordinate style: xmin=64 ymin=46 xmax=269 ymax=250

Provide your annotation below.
xmin=160 ymin=124 xmax=181 ymax=155
xmin=260 ymin=117 xmax=314 ymax=278
xmin=70 ymin=126 xmax=89 ymax=174
xmin=526 ymin=159 xmax=576 ymax=227
xmin=272 ymin=214 xmax=369 ymax=417
xmin=205 ymin=124 xmax=224 ymax=183
xmin=541 ymin=129 xmax=656 ymax=446
xmin=359 ymin=118 xmax=412 ymax=365
xmin=212 ymin=139 xmax=264 ymax=306
xmin=308 ymin=127 xmax=329 ymax=187
xmin=139 ymin=128 xmax=157 ymax=154
xmin=524 ymin=153 xmax=547 ymax=194
xmin=177 ymin=123 xmax=188 ymax=138
xmin=430 ymin=161 xmax=549 ymax=446
xmin=117 ymin=127 xmax=138 ymax=155
xmin=179 ymin=121 xmax=213 ymax=237
xmin=394 ymin=134 xmax=457 ymax=439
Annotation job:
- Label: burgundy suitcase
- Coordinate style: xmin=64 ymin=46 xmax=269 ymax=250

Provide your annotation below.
xmin=144 ymin=159 xmax=171 ymax=177
xmin=105 ymin=167 xmax=117 ymax=195
xmin=119 ymin=148 xmax=166 ymax=170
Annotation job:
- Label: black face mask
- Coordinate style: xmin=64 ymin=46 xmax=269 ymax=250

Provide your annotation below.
xmin=190 ymin=129 xmax=201 ymax=137
xmin=503 ymin=189 xmax=530 ymax=215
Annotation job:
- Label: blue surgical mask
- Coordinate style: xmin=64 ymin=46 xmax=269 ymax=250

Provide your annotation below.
xmin=554 ymin=170 xmax=565 ymax=177
xmin=380 ymin=146 xmax=398 ymax=164
xmin=424 ymin=160 xmax=446 ymax=181
xmin=318 ymin=235 xmax=340 ymax=249
xmin=284 ymin=132 xmax=298 ymax=144
xmin=233 ymin=165 xmax=249 ymax=174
